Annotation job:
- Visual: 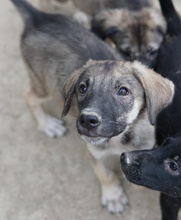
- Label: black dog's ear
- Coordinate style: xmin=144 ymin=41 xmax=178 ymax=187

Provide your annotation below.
xmin=62 ymin=70 xmax=81 ymax=117
xmin=161 ymin=137 xmax=174 ymax=146
xmin=132 ymin=61 xmax=175 ymax=125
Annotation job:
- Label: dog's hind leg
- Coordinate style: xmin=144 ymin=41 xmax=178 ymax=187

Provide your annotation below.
xmin=25 ymin=69 xmax=67 ymax=138
xmin=87 ymin=151 xmax=128 ymax=214
xmin=25 ymin=89 xmax=66 ymax=138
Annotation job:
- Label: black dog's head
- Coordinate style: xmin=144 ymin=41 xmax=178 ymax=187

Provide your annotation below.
xmin=62 ymin=60 xmax=174 ymax=146
xmin=121 ymin=136 xmax=181 ymax=197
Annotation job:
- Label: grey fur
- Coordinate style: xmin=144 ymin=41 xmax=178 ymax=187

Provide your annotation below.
xmin=11 ymin=0 xmax=174 ymax=214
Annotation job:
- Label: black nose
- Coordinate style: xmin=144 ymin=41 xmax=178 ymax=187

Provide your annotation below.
xmin=79 ymin=114 xmax=100 ymax=129
xmin=120 ymin=153 xmax=126 ymax=165
xmin=121 ymin=152 xmax=141 ymax=167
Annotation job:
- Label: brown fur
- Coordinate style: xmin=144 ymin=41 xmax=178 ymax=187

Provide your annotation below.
xmin=39 ymin=0 xmax=166 ymax=67
xmin=63 ymin=60 xmax=174 ymax=213
xmin=11 ymin=0 xmax=174 ymax=214
xmin=92 ymin=7 xmax=166 ymax=67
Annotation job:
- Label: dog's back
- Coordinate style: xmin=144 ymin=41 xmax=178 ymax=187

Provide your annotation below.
xmin=156 ymin=0 xmax=181 ymax=145
xmin=11 ymin=0 xmax=121 ymax=96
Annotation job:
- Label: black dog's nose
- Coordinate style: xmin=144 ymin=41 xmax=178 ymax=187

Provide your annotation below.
xmin=120 ymin=152 xmax=141 ymax=167
xmin=120 ymin=153 xmax=127 ymax=165
xmin=79 ymin=114 xmax=100 ymax=129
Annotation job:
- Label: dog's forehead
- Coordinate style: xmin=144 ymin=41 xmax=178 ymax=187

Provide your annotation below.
xmin=157 ymin=139 xmax=181 ymax=160
xmin=82 ymin=61 xmax=138 ymax=85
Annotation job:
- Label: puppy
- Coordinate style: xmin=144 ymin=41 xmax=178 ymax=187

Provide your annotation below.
xmin=92 ymin=0 xmax=166 ymax=67
xmin=11 ymin=0 xmax=174 ymax=214
xmin=11 ymin=0 xmax=121 ymax=136
xmin=121 ymin=0 xmax=181 ymax=219
xmin=63 ymin=59 xmax=174 ymax=214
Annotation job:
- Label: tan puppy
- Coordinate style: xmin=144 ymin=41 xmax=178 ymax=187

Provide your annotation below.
xmin=92 ymin=0 xmax=166 ymax=67
xmin=11 ymin=0 xmax=174 ymax=214
xmin=39 ymin=0 xmax=166 ymax=67
xmin=62 ymin=60 xmax=174 ymax=213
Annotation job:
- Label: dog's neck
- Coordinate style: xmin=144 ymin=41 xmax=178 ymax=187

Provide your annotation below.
xmin=118 ymin=109 xmax=155 ymax=148
xmin=87 ymin=110 xmax=155 ymax=160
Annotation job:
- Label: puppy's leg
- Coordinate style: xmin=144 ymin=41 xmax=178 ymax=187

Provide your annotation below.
xmin=88 ymin=152 xmax=128 ymax=214
xmin=25 ymin=89 xmax=67 ymax=138
xmin=23 ymin=64 xmax=67 ymax=138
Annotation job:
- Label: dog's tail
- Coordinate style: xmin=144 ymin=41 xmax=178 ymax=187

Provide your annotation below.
xmin=159 ymin=0 xmax=181 ymax=36
xmin=10 ymin=0 xmax=39 ymax=25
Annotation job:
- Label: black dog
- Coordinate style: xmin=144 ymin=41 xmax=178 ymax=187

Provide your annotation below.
xmin=120 ymin=0 xmax=181 ymax=219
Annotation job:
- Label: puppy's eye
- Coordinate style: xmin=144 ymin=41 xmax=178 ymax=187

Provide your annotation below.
xmin=117 ymin=87 xmax=129 ymax=96
xmin=147 ymin=46 xmax=157 ymax=56
xmin=169 ymin=161 xmax=178 ymax=172
xmin=79 ymin=82 xmax=87 ymax=94
xmin=121 ymin=47 xmax=131 ymax=56
xmin=150 ymin=50 xmax=157 ymax=56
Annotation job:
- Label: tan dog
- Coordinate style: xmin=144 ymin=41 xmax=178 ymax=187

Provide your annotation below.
xmin=92 ymin=0 xmax=166 ymax=67
xmin=39 ymin=0 xmax=166 ymax=67
xmin=39 ymin=0 xmax=92 ymax=28
xmin=63 ymin=60 xmax=174 ymax=213
xmin=11 ymin=0 xmax=174 ymax=214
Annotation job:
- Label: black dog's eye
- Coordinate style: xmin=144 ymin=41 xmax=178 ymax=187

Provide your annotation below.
xmin=165 ymin=159 xmax=180 ymax=175
xmin=169 ymin=161 xmax=178 ymax=172
xmin=78 ymin=82 xmax=87 ymax=94
xmin=117 ymin=87 xmax=129 ymax=96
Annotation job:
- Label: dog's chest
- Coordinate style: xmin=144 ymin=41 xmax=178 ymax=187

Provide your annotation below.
xmin=87 ymin=126 xmax=155 ymax=160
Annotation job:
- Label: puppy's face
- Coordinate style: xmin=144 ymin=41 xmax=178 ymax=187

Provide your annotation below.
xmin=63 ymin=60 xmax=174 ymax=146
xmin=121 ymin=136 xmax=181 ymax=197
xmin=92 ymin=8 xmax=166 ymax=67
xmin=74 ymin=62 xmax=144 ymax=145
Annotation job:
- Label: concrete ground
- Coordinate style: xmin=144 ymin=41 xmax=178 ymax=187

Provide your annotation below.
xmin=1 ymin=0 xmax=181 ymax=220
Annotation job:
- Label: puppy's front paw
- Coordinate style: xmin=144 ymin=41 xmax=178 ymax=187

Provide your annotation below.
xmin=101 ymin=184 xmax=128 ymax=214
xmin=39 ymin=115 xmax=67 ymax=138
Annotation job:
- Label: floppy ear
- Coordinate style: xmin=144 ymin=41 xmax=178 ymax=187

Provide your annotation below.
xmin=91 ymin=10 xmax=118 ymax=40
xmin=62 ymin=69 xmax=81 ymax=117
xmin=62 ymin=59 xmax=95 ymax=116
xmin=132 ymin=61 xmax=175 ymax=125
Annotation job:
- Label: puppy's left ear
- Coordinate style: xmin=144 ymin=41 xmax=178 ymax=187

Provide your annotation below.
xmin=133 ymin=62 xmax=175 ymax=125
xmin=91 ymin=10 xmax=118 ymax=40
xmin=62 ymin=69 xmax=81 ymax=117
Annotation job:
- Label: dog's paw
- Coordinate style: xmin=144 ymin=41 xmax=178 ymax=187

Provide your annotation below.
xmin=39 ymin=115 xmax=67 ymax=138
xmin=101 ymin=184 xmax=128 ymax=214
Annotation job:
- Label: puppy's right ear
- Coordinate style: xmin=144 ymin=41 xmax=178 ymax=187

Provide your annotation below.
xmin=62 ymin=70 xmax=81 ymax=117
xmin=62 ymin=59 xmax=95 ymax=117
